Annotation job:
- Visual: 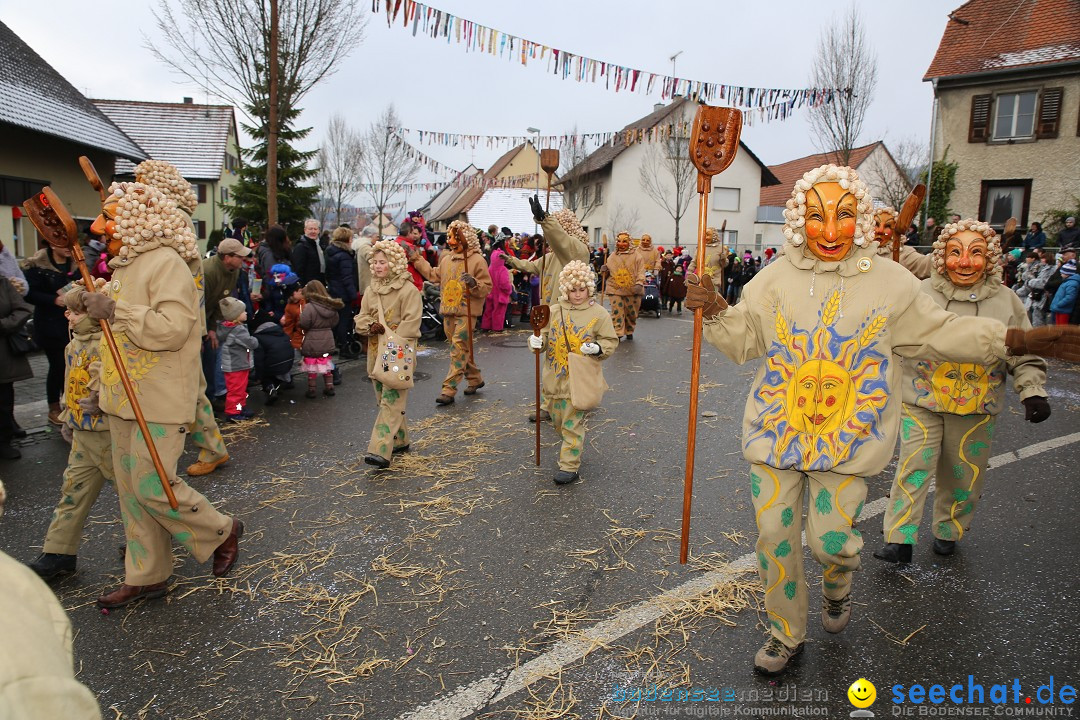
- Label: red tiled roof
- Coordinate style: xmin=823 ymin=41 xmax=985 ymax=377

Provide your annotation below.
xmin=759 ymin=142 xmax=882 ymax=207
xmin=924 ymin=0 xmax=1080 ymax=80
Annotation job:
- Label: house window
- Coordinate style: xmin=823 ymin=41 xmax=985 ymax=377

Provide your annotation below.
xmin=568 ymin=190 xmax=577 ymax=211
xmin=992 ymin=90 xmax=1038 ymax=140
xmin=978 ymin=180 xmax=1032 ymax=228
xmin=581 ymin=185 xmax=591 ymax=206
xmin=711 ymin=186 xmax=741 ymax=212
xmin=0 ymin=175 xmax=49 ymax=206
xmin=195 ymin=220 xmax=207 ymax=239
xmin=724 ymin=230 xmax=738 ymax=248
xmin=594 ymin=227 xmax=601 ymax=245
xmin=755 ymin=233 xmax=763 ymax=251
xmin=221 ymin=187 xmax=229 ymax=204
xmin=594 ymin=183 xmax=603 ymax=205
xmin=196 ymin=183 xmax=208 ymax=204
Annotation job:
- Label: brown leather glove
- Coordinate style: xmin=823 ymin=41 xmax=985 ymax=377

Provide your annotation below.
xmin=82 ymin=292 xmax=116 ymax=322
xmin=1005 ymin=326 xmax=1080 ymax=362
xmin=460 ymin=273 xmax=478 ymax=289
xmin=368 ymin=322 xmax=385 ymax=336
xmin=1022 ymin=396 xmax=1051 ymax=423
xmin=685 ymin=272 xmax=728 ymax=319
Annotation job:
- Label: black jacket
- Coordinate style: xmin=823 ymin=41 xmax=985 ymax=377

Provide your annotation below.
xmin=253 ymin=321 xmax=294 ymax=380
xmin=21 ymin=249 xmax=78 ymax=350
xmin=324 ymin=243 xmax=358 ymax=302
xmin=292 ymin=237 xmax=325 ymax=286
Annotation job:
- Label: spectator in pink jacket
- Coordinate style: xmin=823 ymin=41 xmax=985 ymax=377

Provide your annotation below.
xmin=481 ymin=240 xmax=513 ymax=331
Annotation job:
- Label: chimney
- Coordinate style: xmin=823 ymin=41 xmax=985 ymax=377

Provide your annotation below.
xmin=183 ymin=97 xmax=193 ymax=104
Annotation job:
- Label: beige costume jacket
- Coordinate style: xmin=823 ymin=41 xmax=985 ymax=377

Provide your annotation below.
xmin=539 ymin=298 xmax=619 ymax=398
xmin=505 ymin=216 xmax=591 ymax=305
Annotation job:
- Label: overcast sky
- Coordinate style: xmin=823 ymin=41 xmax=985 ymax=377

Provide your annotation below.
xmin=2 ymin=0 xmax=954 ymax=207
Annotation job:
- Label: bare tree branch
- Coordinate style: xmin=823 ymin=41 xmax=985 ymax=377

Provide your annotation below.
xmin=638 ymin=134 xmax=695 ymax=244
xmin=807 ymin=4 xmax=878 ymax=166
xmin=608 ymin=203 xmax=641 ymax=237
xmin=147 ymin=0 xmax=367 ymax=124
xmin=359 ymin=105 xmax=419 ymax=235
xmin=864 ymin=136 xmax=926 ymax=209
xmin=318 ymin=113 xmax=365 ymax=224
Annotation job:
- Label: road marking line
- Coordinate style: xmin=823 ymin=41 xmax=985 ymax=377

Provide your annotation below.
xmin=397 ymin=431 xmax=1080 ymax=720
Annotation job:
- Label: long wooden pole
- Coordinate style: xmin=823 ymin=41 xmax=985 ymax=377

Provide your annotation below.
xmin=461 ymin=231 xmax=474 ymax=363
xmin=534 ymin=330 xmax=542 ymax=465
xmin=680 ymin=186 xmax=710 ymax=564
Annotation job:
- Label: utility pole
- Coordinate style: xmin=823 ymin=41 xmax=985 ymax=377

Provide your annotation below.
xmin=267 ymin=0 xmax=280 ymax=226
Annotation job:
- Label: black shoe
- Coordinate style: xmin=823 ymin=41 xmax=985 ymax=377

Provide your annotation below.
xmin=626 ymin=334 xmax=633 ymax=341
xmin=932 ymin=538 xmax=956 ymax=556
xmin=873 ymin=542 xmax=913 ymax=564
xmin=264 ymin=384 xmax=280 ymax=406
xmin=12 ymin=422 xmax=26 ymax=439
xmin=0 ymin=443 xmax=20 ymax=460
xmin=528 ymin=410 xmax=552 ymax=423
xmin=463 ymin=381 xmax=485 ymax=396
xmin=553 ymin=470 xmax=579 ymax=485
xmin=306 ymin=389 xmax=317 ymax=399
xmin=392 ymin=444 xmax=410 ymax=454
xmin=28 ymin=553 xmax=77 ymax=580
xmin=364 ymin=453 xmax=390 ymax=469
xmin=323 ymin=386 xmax=336 ymax=396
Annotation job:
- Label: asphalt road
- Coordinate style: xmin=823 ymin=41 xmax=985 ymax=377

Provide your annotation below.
xmin=1 ymin=310 xmax=1078 ymax=720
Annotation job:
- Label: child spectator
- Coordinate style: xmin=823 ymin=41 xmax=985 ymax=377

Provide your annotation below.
xmin=299 ymin=280 xmax=343 ymax=398
xmin=217 ymin=297 xmax=257 ymax=421
xmin=250 ymin=309 xmax=294 ymax=405
xmin=27 ymin=289 xmax=114 ymax=579
xmin=282 ymin=280 xmax=305 ymax=363
xmin=1049 ymin=258 xmax=1080 ymax=325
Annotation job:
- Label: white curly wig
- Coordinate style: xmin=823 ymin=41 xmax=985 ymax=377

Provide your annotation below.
xmin=369 ymin=239 xmax=409 ymax=281
xmin=551 ymin=209 xmax=589 ymax=244
xmin=932 ymin=219 xmax=1002 ymax=281
xmin=782 ymin=164 xmax=874 ymax=250
xmin=558 ymin=260 xmax=597 ymax=301
xmin=134 ymin=160 xmax=198 ymax=215
xmin=448 ymin=220 xmax=482 ymax=253
xmin=106 ymin=182 xmax=199 ymax=268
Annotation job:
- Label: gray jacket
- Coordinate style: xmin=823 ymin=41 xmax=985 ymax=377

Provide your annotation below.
xmin=217 ymin=321 xmax=258 ymax=372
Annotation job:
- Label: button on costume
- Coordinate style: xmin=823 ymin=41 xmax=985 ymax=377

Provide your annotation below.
xmin=82 ymin=182 xmax=241 ymax=605
xmin=878 ymin=221 xmax=1048 ymax=562
xmin=686 ymin=165 xmax=1072 ymax=674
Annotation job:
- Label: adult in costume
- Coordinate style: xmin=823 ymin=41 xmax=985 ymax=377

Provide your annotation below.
xmin=354 ymin=240 xmax=422 ymax=468
xmin=76 ymin=182 xmax=243 ymax=608
xmin=504 ymin=197 xmax=592 ymax=308
xmin=527 ymin=261 xmax=618 ymax=484
xmin=132 ymin=160 xmax=229 ymax=477
xmin=875 ymin=220 xmax=1048 ymax=564
xmin=635 ymin=233 xmax=662 ymax=273
xmin=601 ymin=232 xmax=645 ymax=340
xmin=701 ymin=226 xmax=728 ymax=287
xmin=872 ymin=206 xmax=933 ymax=279
xmin=412 ymin=221 xmax=492 ymax=404
xmin=684 ymin=165 xmax=1080 ymax=674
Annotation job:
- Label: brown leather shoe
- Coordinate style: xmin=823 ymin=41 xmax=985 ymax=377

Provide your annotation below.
xmin=212 ymin=519 xmax=244 ymax=577
xmin=186 ymin=455 xmax=230 ymax=477
xmin=97 ymin=582 xmax=169 ymax=608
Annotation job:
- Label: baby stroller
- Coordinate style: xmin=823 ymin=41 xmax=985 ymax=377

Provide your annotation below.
xmin=641 ymin=273 xmax=662 ymax=318
xmin=420 ymin=282 xmax=446 ymax=341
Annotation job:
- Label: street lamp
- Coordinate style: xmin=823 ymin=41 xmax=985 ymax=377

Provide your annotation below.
xmin=527 ymin=127 xmax=540 ymax=231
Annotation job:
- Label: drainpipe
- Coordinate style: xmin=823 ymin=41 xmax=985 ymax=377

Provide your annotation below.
xmin=923 ymin=78 xmax=939 ymax=226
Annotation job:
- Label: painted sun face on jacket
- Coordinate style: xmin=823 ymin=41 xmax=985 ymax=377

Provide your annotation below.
xmin=943 ymin=230 xmax=988 ymax=287
xmin=931 ymin=362 xmax=989 ymax=414
xmin=873 ymin=209 xmax=897 ymax=246
xmin=786 ymin=358 xmax=857 ymax=434
xmin=804 ymin=182 xmax=857 ymax=262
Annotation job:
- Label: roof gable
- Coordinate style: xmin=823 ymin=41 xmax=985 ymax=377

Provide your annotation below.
xmin=0 ymin=21 xmax=146 ymax=161
xmin=92 ymin=99 xmax=237 ymax=180
xmin=759 ymin=142 xmax=883 ymax=207
xmin=925 ymin=0 xmax=1080 ymax=80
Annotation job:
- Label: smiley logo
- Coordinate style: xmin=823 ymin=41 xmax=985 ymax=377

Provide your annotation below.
xmin=848 ymin=678 xmax=876 ymax=708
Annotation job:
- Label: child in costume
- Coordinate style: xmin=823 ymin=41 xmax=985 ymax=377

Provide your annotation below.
xmin=601 ymin=232 xmax=645 ymax=340
xmin=411 ymin=220 xmax=492 ymax=405
xmin=217 ymin=297 xmax=257 ymax=421
xmin=684 ymin=164 xmax=1080 ymax=675
xmin=27 ymin=288 xmax=114 ymax=580
xmin=875 ymin=220 xmax=1049 ymax=564
xmin=299 ymin=280 xmax=343 ymax=398
xmin=872 ymin=206 xmax=933 ymax=279
xmin=354 ymin=240 xmax=423 ymax=469
xmin=527 ymin=261 xmax=618 ymax=484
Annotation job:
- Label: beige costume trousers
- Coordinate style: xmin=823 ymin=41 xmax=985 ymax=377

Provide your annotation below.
xmin=368 ymin=380 xmax=411 ymax=461
xmin=750 ymin=464 xmax=867 ymax=648
xmin=549 ymin=398 xmax=586 ymax=472
xmin=609 ymin=295 xmax=638 ymax=337
xmin=441 ymin=315 xmax=482 ymax=396
xmin=43 ymin=429 xmax=115 ymax=555
xmin=882 ymin=403 xmax=992 ymax=546
xmin=112 ymin=418 xmax=232 ymax=585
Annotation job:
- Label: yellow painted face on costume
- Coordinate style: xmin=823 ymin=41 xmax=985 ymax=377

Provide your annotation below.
xmin=848 ymin=678 xmax=876 ymax=709
xmin=805 ymin=182 xmax=858 ymax=262
xmin=874 ymin=209 xmax=896 ymax=245
xmin=786 ymin=359 xmax=856 ymax=434
xmin=944 ymin=230 xmax=988 ymax=287
xmin=930 ymin=362 xmax=989 ymax=414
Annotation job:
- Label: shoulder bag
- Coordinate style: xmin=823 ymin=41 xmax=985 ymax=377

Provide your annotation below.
xmin=560 ymin=306 xmax=607 ymax=411
xmin=370 ymin=294 xmax=416 ymax=390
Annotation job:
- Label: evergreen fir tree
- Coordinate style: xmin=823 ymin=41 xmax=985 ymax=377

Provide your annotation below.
xmin=226 ymin=99 xmax=319 ymax=239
